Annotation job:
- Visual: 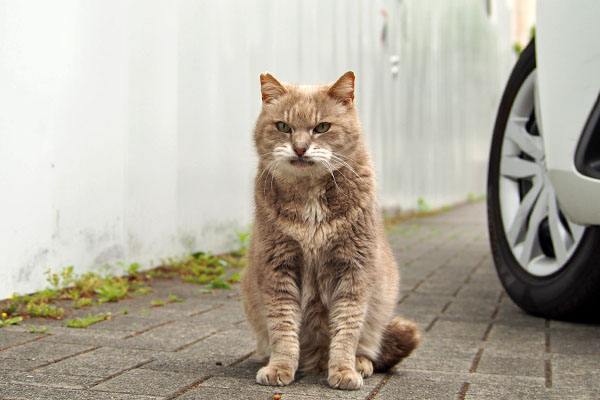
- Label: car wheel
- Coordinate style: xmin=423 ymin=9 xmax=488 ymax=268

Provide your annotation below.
xmin=487 ymin=39 xmax=600 ymax=321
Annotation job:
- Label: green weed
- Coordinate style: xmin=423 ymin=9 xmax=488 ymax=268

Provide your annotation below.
xmin=150 ymin=300 xmax=165 ymax=307
xmin=73 ymin=298 xmax=93 ymax=309
xmin=66 ymin=312 xmax=111 ymax=329
xmin=168 ymin=294 xmax=185 ymax=303
xmin=0 ymin=315 xmax=22 ymax=328
xmin=28 ymin=325 xmax=50 ymax=333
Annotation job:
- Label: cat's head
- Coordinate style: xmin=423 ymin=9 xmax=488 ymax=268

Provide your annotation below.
xmin=254 ymin=71 xmax=364 ymax=181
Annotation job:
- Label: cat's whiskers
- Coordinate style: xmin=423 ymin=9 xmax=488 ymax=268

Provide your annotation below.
xmin=317 ymin=160 xmax=341 ymax=193
xmin=329 ymin=154 xmax=363 ymax=181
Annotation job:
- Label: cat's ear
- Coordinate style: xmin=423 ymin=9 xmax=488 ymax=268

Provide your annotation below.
xmin=260 ymin=73 xmax=287 ymax=104
xmin=327 ymin=71 xmax=355 ymax=106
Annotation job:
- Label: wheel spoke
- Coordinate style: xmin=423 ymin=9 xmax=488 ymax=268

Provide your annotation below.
xmin=501 ymin=156 xmax=540 ymax=180
xmin=506 ymin=119 xmax=544 ymax=160
xmin=518 ymin=187 xmax=549 ymax=267
xmin=566 ymin=217 xmax=586 ymax=242
xmin=548 ymin=194 xmax=568 ymax=265
xmin=506 ymin=176 xmax=543 ymax=246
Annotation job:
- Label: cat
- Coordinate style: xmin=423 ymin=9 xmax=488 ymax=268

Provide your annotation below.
xmin=241 ymin=71 xmax=421 ymax=390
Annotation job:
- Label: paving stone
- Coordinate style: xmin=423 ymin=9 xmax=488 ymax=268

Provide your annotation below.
xmin=465 ymin=381 xmax=548 ymax=399
xmin=0 ymin=357 xmax=47 ymax=371
xmin=40 ymin=327 xmax=134 ymax=346
xmin=90 ymin=369 xmax=199 ymax=397
xmin=373 ymin=370 xmax=465 ymax=399
xmin=0 ymin=383 xmax=163 ymax=400
xmin=198 ymin=374 xmax=382 ymax=399
xmin=35 ymin=346 xmax=155 ymax=378
xmin=119 ymin=321 xmax=216 ymax=351
xmin=177 ymin=386 xmax=313 ymax=400
xmin=0 ymin=370 xmax=99 ymax=389
xmin=87 ymin=315 xmax=175 ymax=332
xmin=426 ymin=318 xmax=490 ymax=341
xmin=177 ymin=327 xmax=255 ymax=364
xmin=549 ymin=329 xmax=600 ymax=355
xmin=0 ymin=331 xmax=47 ymax=350
xmin=475 ymin=353 xmax=545 ymax=377
xmin=0 ymin=340 xmax=95 ymax=362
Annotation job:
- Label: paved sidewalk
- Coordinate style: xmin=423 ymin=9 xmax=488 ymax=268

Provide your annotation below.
xmin=1 ymin=201 xmax=599 ymax=399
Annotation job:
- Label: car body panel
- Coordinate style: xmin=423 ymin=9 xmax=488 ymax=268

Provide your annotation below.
xmin=536 ymin=0 xmax=600 ymax=225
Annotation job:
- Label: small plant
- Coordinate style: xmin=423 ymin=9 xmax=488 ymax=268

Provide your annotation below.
xmin=210 ymin=277 xmax=232 ymax=290
xmin=0 ymin=315 xmax=22 ymax=328
xmin=168 ymin=294 xmax=185 ymax=303
xmin=94 ymin=279 xmax=129 ymax=303
xmin=417 ymin=197 xmax=430 ymax=212
xmin=25 ymin=303 xmax=64 ymax=319
xmin=125 ymin=262 xmax=142 ymax=277
xmin=73 ymin=298 xmax=93 ymax=309
xmin=135 ymin=287 xmax=152 ymax=295
xmin=66 ymin=312 xmax=111 ymax=329
xmin=228 ymin=272 xmax=241 ymax=283
xmin=28 ymin=325 xmax=50 ymax=333
xmin=121 ymin=308 xmax=129 ymax=315
xmin=139 ymin=308 xmax=149 ymax=314
xmin=150 ymin=300 xmax=165 ymax=307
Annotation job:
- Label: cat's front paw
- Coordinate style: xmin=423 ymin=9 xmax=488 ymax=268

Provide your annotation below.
xmin=328 ymin=368 xmax=363 ymax=390
xmin=256 ymin=365 xmax=295 ymax=386
xmin=355 ymin=356 xmax=374 ymax=378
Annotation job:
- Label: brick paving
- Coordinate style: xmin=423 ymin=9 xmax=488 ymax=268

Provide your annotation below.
xmin=1 ymin=201 xmax=599 ymax=399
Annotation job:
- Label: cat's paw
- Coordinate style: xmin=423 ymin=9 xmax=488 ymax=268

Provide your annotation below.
xmin=328 ymin=368 xmax=363 ymax=390
xmin=355 ymin=356 xmax=374 ymax=378
xmin=256 ymin=365 xmax=295 ymax=386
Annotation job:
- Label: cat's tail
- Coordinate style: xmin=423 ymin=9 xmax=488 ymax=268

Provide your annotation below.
xmin=373 ymin=317 xmax=422 ymax=372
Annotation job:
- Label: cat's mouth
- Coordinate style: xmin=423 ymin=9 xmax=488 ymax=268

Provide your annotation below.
xmin=290 ymin=158 xmax=315 ymax=167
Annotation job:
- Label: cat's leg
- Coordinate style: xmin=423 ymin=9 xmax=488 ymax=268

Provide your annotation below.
xmin=255 ymin=245 xmax=302 ymax=387
xmin=241 ymin=265 xmax=271 ymax=362
xmin=354 ymin=290 xmax=394 ymax=377
xmin=299 ymin=293 xmax=330 ymax=375
xmin=327 ymin=267 xmax=369 ymax=390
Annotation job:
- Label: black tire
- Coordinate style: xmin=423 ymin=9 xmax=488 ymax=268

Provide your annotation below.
xmin=487 ymin=39 xmax=600 ymax=321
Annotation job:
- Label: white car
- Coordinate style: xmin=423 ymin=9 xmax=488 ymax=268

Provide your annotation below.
xmin=486 ymin=1 xmax=600 ymax=320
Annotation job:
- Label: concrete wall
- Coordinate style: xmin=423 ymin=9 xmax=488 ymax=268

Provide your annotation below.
xmin=0 ymin=0 xmax=514 ymax=298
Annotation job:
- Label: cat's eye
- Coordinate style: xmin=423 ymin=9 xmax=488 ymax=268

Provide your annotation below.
xmin=314 ymin=122 xmax=331 ymax=134
xmin=276 ymin=121 xmax=292 ymax=133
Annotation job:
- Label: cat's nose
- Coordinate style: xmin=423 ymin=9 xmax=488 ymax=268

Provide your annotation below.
xmin=293 ymin=143 xmax=308 ymax=157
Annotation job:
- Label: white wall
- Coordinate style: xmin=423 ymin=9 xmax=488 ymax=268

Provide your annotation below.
xmin=0 ymin=0 xmax=514 ymax=298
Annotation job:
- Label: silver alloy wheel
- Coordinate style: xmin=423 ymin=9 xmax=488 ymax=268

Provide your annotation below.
xmin=498 ymin=71 xmax=585 ymax=277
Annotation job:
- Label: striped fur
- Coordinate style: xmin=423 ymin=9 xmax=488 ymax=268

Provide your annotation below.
xmin=242 ymin=72 xmax=421 ymax=390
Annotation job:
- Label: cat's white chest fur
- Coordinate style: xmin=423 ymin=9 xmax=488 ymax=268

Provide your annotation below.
xmin=303 ymin=187 xmax=327 ymax=225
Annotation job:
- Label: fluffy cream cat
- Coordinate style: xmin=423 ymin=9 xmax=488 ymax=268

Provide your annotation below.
xmin=241 ymin=71 xmax=420 ymax=390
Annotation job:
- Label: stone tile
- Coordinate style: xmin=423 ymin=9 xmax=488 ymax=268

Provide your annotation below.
xmin=87 ymin=316 xmax=172 ymax=332
xmin=475 ymin=352 xmax=545 ymax=377
xmin=0 ymin=331 xmax=47 ymax=350
xmin=426 ymin=319 xmax=490 ymax=341
xmin=0 ymin=357 xmax=46 ymax=371
xmin=373 ymin=370 xmax=465 ymax=399
xmin=119 ymin=321 xmax=216 ymax=351
xmin=465 ymin=381 xmax=548 ymax=399
xmin=549 ymin=329 xmax=600 ymax=355
xmin=177 ymin=327 xmax=255 ymax=364
xmin=35 ymin=346 xmax=155 ymax=378
xmin=0 ymin=340 xmax=95 ymax=363
xmin=199 ymin=374 xmax=383 ymax=399
xmin=0 ymin=383 xmax=163 ymax=400
xmin=0 ymin=370 xmax=99 ymax=389
xmin=91 ymin=369 xmax=199 ymax=397
xmin=177 ymin=386 xmax=313 ymax=400
xmin=40 ymin=327 xmax=133 ymax=346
